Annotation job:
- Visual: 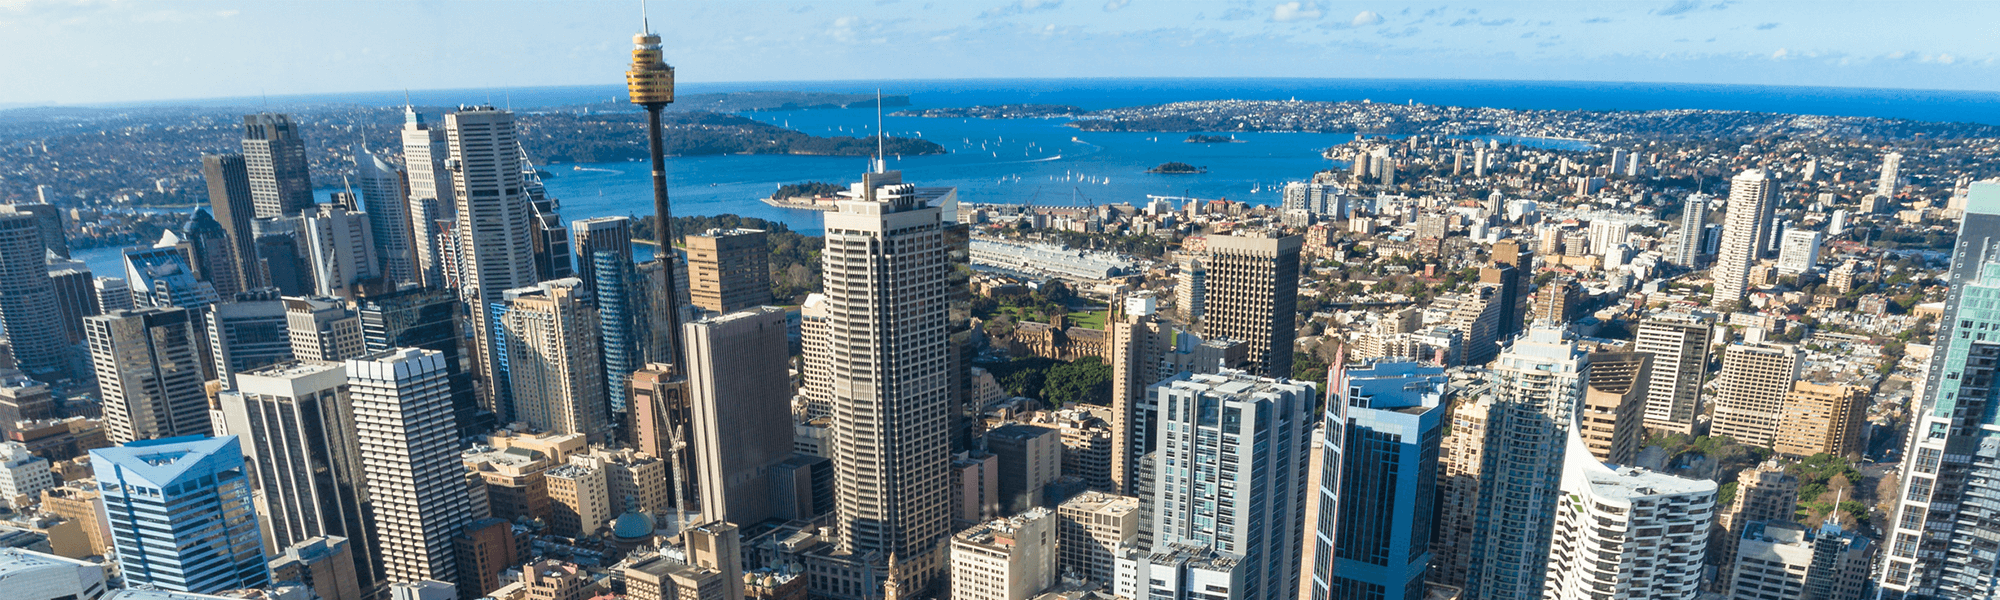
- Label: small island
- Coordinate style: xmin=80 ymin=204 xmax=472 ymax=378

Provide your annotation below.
xmin=771 ymin=181 xmax=843 ymax=200
xmin=892 ymin=104 xmax=1088 ymax=119
xmin=1147 ymin=162 xmax=1207 ymax=174
xmin=1184 ymin=134 xmax=1240 ymax=143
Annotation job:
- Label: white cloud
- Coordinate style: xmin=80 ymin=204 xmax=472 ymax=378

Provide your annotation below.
xmin=1272 ymin=2 xmax=1325 ymax=23
xmin=1103 ymin=0 xmax=1129 ymax=11
xmin=1770 ymin=48 xmax=1787 ymax=59
xmin=1350 ymin=10 xmax=1383 ymax=26
xmin=984 ymin=0 xmax=1062 ymax=18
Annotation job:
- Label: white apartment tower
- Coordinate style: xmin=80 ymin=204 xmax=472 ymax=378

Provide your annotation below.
xmin=347 ymin=348 xmax=475 ymax=584
xmin=1878 ymin=152 xmax=1903 ymax=199
xmin=448 ymin=107 xmax=540 ymax=422
xmin=1543 ymin=428 xmax=1715 ymax=600
xmin=1634 ymin=316 xmax=1711 ymax=435
xmin=1776 ymin=228 xmax=1823 ymax=276
xmin=1462 ymin=324 xmax=1588 ymax=600
xmin=1712 ymin=170 xmax=1773 ymax=308
xmin=400 ymin=106 xmax=455 ymax=288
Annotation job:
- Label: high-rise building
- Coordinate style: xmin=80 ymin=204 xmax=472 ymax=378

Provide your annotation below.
xmin=1442 ymin=285 xmax=1505 ymax=366
xmin=452 ymin=517 xmax=518 ymax=597
xmin=1633 ymin=316 xmax=1711 ymax=435
xmin=1105 ymin=313 xmax=1245 ymax=495
xmin=242 ymin=113 xmax=316 ymax=219
xmin=819 ymin=170 xmax=954 ymax=589
xmin=1313 ymin=362 xmax=1443 ymax=600
xmin=355 ymin=144 xmax=420 ymax=286
xmin=1773 ymin=382 xmax=1868 ymax=459
xmin=203 ymin=154 xmax=262 ymax=289
xmin=92 ymin=277 xmax=132 ymax=313
xmin=1710 ymin=343 xmax=1802 ymax=447
xmin=624 ymin=524 xmax=745 ymax=600
xmin=1578 ymin=352 xmax=1649 ymax=467
xmin=400 ymin=107 xmax=455 ymax=289
xmin=92 ymin=436 xmax=270 ymax=593
xmin=49 ymin=263 xmax=97 ymax=345
xmin=1479 ymin=264 xmax=1524 ymax=339
xmin=0 ymin=207 xmax=67 ymax=378
xmin=1462 ymin=325 xmax=1586 ymax=600
xmin=1148 ymin=370 xmax=1312 ymax=600
xmin=86 ymin=307 xmax=210 ymax=443
xmin=285 ymin=296 xmax=366 ymax=362
xmin=1201 ymin=235 xmax=1301 ymax=377
xmin=1726 ymin=520 xmax=1874 ymax=600
xmin=0 ymin=441 xmax=54 ymax=511
xmin=270 ymin=536 xmax=362 ymax=600
xmin=1175 ymin=258 xmax=1205 ymax=329
xmin=175 ymin=208 xmax=244 ymax=297
xmin=1673 ymin=193 xmax=1711 ymax=266
xmin=123 ymin=245 xmax=221 ymax=310
xmin=8 ymin=201 xmax=66 ymax=261
xmin=1543 ymin=429 xmax=1714 ymax=600
xmin=570 ymin=216 xmax=632 ymax=299
xmin=346 ymin=348 xmax=475 ymax=584
xmin=206 ymin=296 xmax=292 ymax=390
xmin=217 ymin=361 xmax=380 ymax=592
xmin=1056 ymin=491 xmax=1139 ymax=585
xmin=593 ymin=249 xmax=645 ymax=414
xmin=0 ymin=377 xmax=55 ymax=440
xmin=950 ymin=508 xmax=1057 ymax=600
xmin=1877 ymin=151 xmax=1903 ymax=199
xmin=255 ymin=218 xmax=313 ymax=296
xmin=0 ymin=547 xmax=106 ymax=600
xmin=1713 ymin=170 xmax=1774 ymax=307
xmin=449 ymin=107 xmax=540 ymax=422
xmin=986 ymin=424 xmax=1061 ymax=515
xmin=301 ymin=204 xmax=379 ymax=299
xmin=497 ymin=279 xmax=607 ymax=443
xmin=1712 ymin=462 xmax=1801 ymax=593
xmin=358 ymin=287 xmax=482 ymax=437
xmin=684 ymin=307 xmax=795 ymax=526
xmin=685 ymin=228 xmax=772 ymax=313
xmin=1777 ymin=228 xmax=1823 ymax=276
xmin=545 ymin=460 xmax=609 ymax=538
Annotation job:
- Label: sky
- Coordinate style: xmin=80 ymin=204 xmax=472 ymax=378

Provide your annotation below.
xmin=4 ymin=0 xmax=1999 ymax=107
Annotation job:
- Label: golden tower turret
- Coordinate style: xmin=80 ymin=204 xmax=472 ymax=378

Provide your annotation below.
xmin=626 ymin=32 xmax=674 ymax=107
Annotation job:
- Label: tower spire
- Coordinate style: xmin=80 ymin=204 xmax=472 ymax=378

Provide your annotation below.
xmin=641 ymin=0 xmax=651 ymax=33
xmin=875 ymin=88 xmax=885 ymax=174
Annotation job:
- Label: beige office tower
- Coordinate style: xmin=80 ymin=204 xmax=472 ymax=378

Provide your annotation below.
xmin=1106 ymin=313 xmax=1245 ymax=495
xmin=1430 ymin=393 xmax=1492 ymax=589
xmin=625 ymin=522 xmax=746 ymax=600
xmin=797 ymin=294 xmax=833 ymax=419
xmin=1057 ymin=491 xmax=1139 ymax=586
xmin=1175 ymin=258 xmax=1205 ymax=328
xmin=1712 ymin=170 xmax=1773 ymax=308
xmin=498 ymin=279 xmax=608 ymax=444
xmin=400 ymin=106 xmax=455 ymax=288
xmin=545 ymin=461 xmax=609 ymax=538
xmin=242 ymin=113 xmax=315 ymax=219
xmin=1634 ymin=317 xmax=1712 ymax=434
xmin=86 ymin=307 xmax=210 ymax=443
xmin=1773 ymin=382 xmax=1868 ymax=458
xmin=951 ymin=508 xmax=1057 ymax=600
xmin=347 ymin=348 xmax=476 ymax=584
xmin=1710 ymin=343 xmax=1802 ymax=446
xmin=1201 ymin=234 xmax=1301 ymax=377
xmin=685 ymin=229 xmax=772 ymax=313
xmin=302 ymin=203 xmax=381 ymax=299
xmin=1543 ymin=429 xmax=1715 ymax=600
xmin=685 ymin=307 xmax=796 ymax=526
xmin=1710 ymin=462 xmax=1799 ymax=592
xmin=286 ymin=297 xmax=365 ymax=362
xmin=1578 ymin=352 xmax=1650 ymax=467
xmin=448 ymin=107 xmax=540 ymax=421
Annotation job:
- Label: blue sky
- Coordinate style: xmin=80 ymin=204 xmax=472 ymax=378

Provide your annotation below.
xmin=4 ymin=0 xmax=1997 ymax=106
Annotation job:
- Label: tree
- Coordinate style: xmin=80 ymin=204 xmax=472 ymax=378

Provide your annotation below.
xmin=1043 ymin=357 xmax=1113 ymax=406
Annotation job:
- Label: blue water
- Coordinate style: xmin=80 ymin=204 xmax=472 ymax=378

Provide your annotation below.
xmin=74 ymin=78 xmax=2000 ymax=276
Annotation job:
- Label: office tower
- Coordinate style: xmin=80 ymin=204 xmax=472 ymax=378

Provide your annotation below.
xmin=570 ymin=216 xmax=632 ymax=298
xmin=1442 ymin=285 xmax=1504 ymax=366
xmin=347 ymin=348 xmax=474 ymax=584
xmin=0 ymin=377 xmax=54 ymax=439
xmin=1587 ymin=219 xmax=1629 ymax=256
xmin=7 ymin=202 xmax=66 ymax=260
xmin=49 ymin=263 xmax=95 ymax=345
xmin=452 ymin=518 xmax=517 ymax=597
xmin=629 ymin=364 xmax=694 ymax=510
xmin=123 ymin=245 xmax=221 ymax=310
xmin=593 ymin=250 xmax=645 ymax=414
xmin=206 ymin=297 xmax=292 ymax=389
xmin=1710 ymin=343 xmax=1802 ymax=447
xmin=950 ymin=508 xmax=1057 ymax=600
xmin=1713 ymin=170 xmax=1773 ymax=307
xmin=1774 ymin=382 xmax=1867 ymax=458
xmin=771 ymin=454 xmax=835 ymax=522
xmin=527 ymin=200 xmax=572 ymax=284
xmin=1176 ymin=258 xmax=1205 ymax=328
xmin=176 ymin=208 xmax=243 ymax=297
xmin=819 ymin=170 xmax=954 ymax=589
xmin=1046 ymin=407 xmax=1113 ymax=491
xmin=1057 ymin=491 xmax=1139 ymax=585
xmin=624 ymin=524 xmax=745 ymax=600
xmin=358 ymin=288 xmax=481 ymax=436
xmin=1479 ymin=264 xmax=1524 ymax=338
xmin=218 ymin=362 xmax=379 ymax=592
xmin=545 ymin=460 xmax=609 ymax=537
xmin=1542 ymin=430 xmax=1714 ymax=600
xmin=986 ymin=424 xmax=1061 ymax=515
xmin=1148 ymin=370 xmax=1311 ymax=600
xmin=354 ymin=144 xmax=419 ymax=286
xmin=796 ymin=293 xmax=833 ymax=419
xmin=93 ymin=277 xmax=132 ymax=313
xmin=1577 ymin=352 xmax=1649 ymax=466
xmin=1673 ymin=194 xmax=1711 ymax=266
xmin=1712 ymin=462 xmax=1800 ymax=593
xmin=242 ymin=113 xmax=315 ymax=219
xmin=495 ymin=279 xmax=607 ymax=442
xmin=0 ymin=548 xmax=106 ymax=600
xmin=1202 ymin=234 xmax=1301 ymax=377
xmin=1115 ymin=543 xmax=1247 ymax=600
xmin=86 ymin=307 xmax=209 ymax=443
xmin=685 ymin=228 xmax=772 ymax=313
xmin=256 ymin=218 xmax=313 ymax=296
xmin=92 ymin=436 xmax=270 ymax=593
xmin=1460 ymin=325 xmax=1586 ymax=600
xmin=400 ymin=107 xmax=454 ymax=288
xmin=1777 ymin=229 xmax=1823 ymax=276
xmin=449 ymin=107 xmax=541 ymax=419
xmin=270 ymin=537 xmax=362 ymax=600
xmin=1633 ymin=317 xmax=1711 ymax=435
xmin=1531 ymin=278 xmax=1577 ymax=324
xmin=0 ymin=208 xmax=66 ymax=378
xmin=684 ymin=307 xmax=794 ymax=525
xmin=0 ymin=442 xmax=54 ymax=510
xmin=204 ymin=154 xmax=261 ymax=289
xmin=950 ymin=451 xmax=1000 ymax=526
xmin=301 ymin=204 xmax=379 ymax=299
xmin=286 ymin=296 xmax=365 ymax=362
xmin=1314 ymin=362 xmax=1444 ymax=600
xmin=1727 ymin=520 xmax=1874 ymax=600
xmin=1877 ymin=151 xmax=1902 ymax=198
xmin=1105 ymin=313 xmax=1244 ymax=495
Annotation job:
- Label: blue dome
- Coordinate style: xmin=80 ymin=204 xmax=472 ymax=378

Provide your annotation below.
xmin=612 ymin=511 xmax=655 ymax=540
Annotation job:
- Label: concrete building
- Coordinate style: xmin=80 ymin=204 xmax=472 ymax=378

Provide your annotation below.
xmin=86 ymin=307 xmax=210 ymax=443
xmin=952 ymin=451 xmax=1001 ymax=528
xmin=1055 ymin=491 xmax=1138 ymax=586
xmin=1726 ymin=520 xmax=1873 ymax=600
xmin=1115 ymin=543 xmax=1244 ymax=600
xmin=1774 ymin=382 xmax=1868 ymax=459
xmin=38 ymin=484 xmax=109 ymax=557
xmin=1531 ymin=278 xmax=1578 ymax=325
xmin=200 ymin=153 xmax=261 ymax=289
xmin=1106 ymin=314 xmax=1245 ymax=495
xmin=354 ymin=145 xmax=419 ymax=286
xmin=1313 ymin=362 xmax=1445 ymax=600
xmin=1672 ymin=194 xmax=1710 ymax=266
xmin=1713 ymin=170 xmax=1774 ymax=308
xmin=1200 ymin=234 xmax=1302 ymax=377
xmin=269 ymin=536 xmax=362 ymax=600
xmin=285 ymin=296 xmax=365 ymax=362
xmin=951 ymin=508 xmax=1057 ymax=600
xmin=399 ymin=106 xmax=455 ymax=289
xmin=1042 ymin=407 xmax=1114 ymax=492
xmin=686 ymin=228 xmax=772 ymax=313
xmin=206 ymin=298 xmax=293 ymax=390
xmin=93 ymin=436 xmax=270 ymax=593
xmin=300 ymin=203 xmax=379 ymax=299
xmin=449 ymin=107 xmax=542 ymax=425
xmin=545 ymin=461 xmax=610 ymax=538
xmin=625 ymin=523 xmax=746 ymax=600
xmin=1633 ymin=317 xmax=1711 ymax=435
xmin=1462 ymin=325 xmax=1587 ymax=600
xmin=497 ymin=279 xmax=608 ymax=443
xmin=452 ymin=517 xmax=517 ymax=597
xmin=0 ymin=207 xmax=69 ymax=378
xmin=347 ymin=349 xmax=475 ymax=584
xmin=987 ymin=424 xmax=1062 ymax=515
xmin=49 ymin=264 xmax=98 ymax=346
xmin=1542 ymin=429 xmax=1715 ymax=600
xmin=1711 ymin=343 xmax=1802 ymax=447
xmin=1428 ymin=393 xmax=1492 ymax=590
xmin=1711 ymin=461 xmax=1800 ymax=592
xmin=0 ymin=547 xmax=107 ymax=600
xmin=685 ymin=307 xmax=795 ymax=526
xmin=1579 ymin=352 xmax=1650 ymax=466
xmin=1777 ymin=229 xmax=1823 ymax=276
xmin=1175 ymin=258 xmax=1205 ymax=328
xmin=242 ymin=113 xmax=315 ymax=219
xmin=0 ymin=442 xmax=53 ymax=511
xmin=0 ymin=378 xmax=55 ymax=444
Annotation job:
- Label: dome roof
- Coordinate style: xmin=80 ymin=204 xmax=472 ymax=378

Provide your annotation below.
xmin=612 ymin=510 xmax=655 ymax=540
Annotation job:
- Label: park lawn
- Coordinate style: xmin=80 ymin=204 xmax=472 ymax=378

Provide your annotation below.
xmin=1066 ymin=310 xmax=1108 ymax=329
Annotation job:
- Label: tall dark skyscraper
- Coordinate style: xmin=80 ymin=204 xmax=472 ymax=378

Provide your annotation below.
xmin=0 ymin=206 xmax=70 ymax=378
xmin=202 ymin=153 xmax=261 ymax=289
xmin=359 ymin=287 xmax=484 ymax=436
xmin=1203 ymin=234 xmax=1303 ymax=377
xmin=178 ymin=208 xmax=244 ymax=297
xmin=242 ymin=113 xmax=315 ymax=219
xmin=10 ymin=202 xmax=68 ymax=259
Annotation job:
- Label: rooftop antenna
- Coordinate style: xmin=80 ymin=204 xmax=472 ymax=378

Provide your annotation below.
xmin=875 ymin=88 xmax=886 ymax=174
xmin=404 ymin=88 xmax=413 ymax=110
xmin=641 ymin=0 xmax=651 ymax=32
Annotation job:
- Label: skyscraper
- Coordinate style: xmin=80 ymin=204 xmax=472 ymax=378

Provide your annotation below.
xmin=49 ymin=263 xmax=97 ymax=345
xmin=355 ymin=144 xmax=420 ymax=286
xmin=217 ymin=361 xmax=380 ymax=593
xmin=93 ymin=436 xmax=271 ymax=593
xmin=242 ymin=113 xmax=315 ymax=219
xmin=1773 ymin=382 xmax=1868 ymax=458
xmin=0 ymin=207 xmax=68 ymax=378
xmin=684 ymin=307 xmax=795 ymax=526
xmin=1542 ymin=428 xmax=1714 ymax=600
xmin=685 ymin=228 xmax=772 ymax=313
xmin=1713 ymin=170 xmax=1773 ymax=308
xmin=301 ymin=203 xmax=379 ymax=299
xmin=9 ymin=202 xmax=67 ymax=260
xmin=497 ymin=279 xmax=607 ymax=443
xmin=1176 ymin=258 xmax=1204 ymax=328
xmin=358 ymin=287 xmax=483 ymax=437
xmin=1463 ymin=324 xmax=1587 ymax=600
xmin=123 ymin=244 xmax=221 ymax=310
xmin=1105 ymin=313 xmax=1245 ymax=495
xmin=206 ymin=296 xmax=293 ymax=389
xmin=203 ymin=153 xmax=262 ymax=289
xmin=1673 ymin=193 xmax=1711 ymax=267
xmin=593 ymin=250 xmax=645 ymax=415
xmin=820 ymin=169 xmax=953 ymax=590
xmin=1633 ymin=316 xmax=1712 ymax=435
xmin=176 ymin=208 xmax=243 ymax=297
xmin=1710 ymin=342 xmax=1801 ymax=447
xmin=1877 ymin=151 xmax=1903 ymax=199
xmin=285 ymin=296 xmax=366 ymax=362
xmin=1313 ymin=362 xmax=1443 ymax=600
xmin=1577 ymin=352 xmax=1649 ymax=467
xmin=570 ymin=216 xmax=633 ymax=299
xmin=1202 ymin=234 xmax=1302 ymax=377
xmin=86 ymin=307 xmax=210 ymax=443
xmin=449 ymin=107 xmax=540 ymax=419
xmin=347 ymin=348 xmax=475 ymax=584
xmin=1726 ymin=520 xmax=1874 ymax=600
xmin=400 ymin=107 xmax=455 ymax=289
